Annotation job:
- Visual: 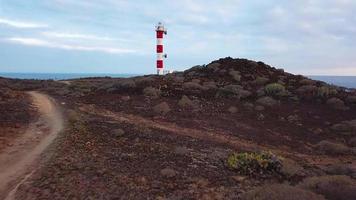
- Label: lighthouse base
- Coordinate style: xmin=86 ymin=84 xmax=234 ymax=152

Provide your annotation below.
xmin=157 ymin=68 xmax=164 ymax=75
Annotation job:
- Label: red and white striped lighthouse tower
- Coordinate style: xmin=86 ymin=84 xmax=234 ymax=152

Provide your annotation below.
xmin=156 ymin=22 xmax=167 ymax=75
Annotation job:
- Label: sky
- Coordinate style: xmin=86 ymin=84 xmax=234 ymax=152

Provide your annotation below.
xmin=0 ymin=0 xmax=355 ymax=75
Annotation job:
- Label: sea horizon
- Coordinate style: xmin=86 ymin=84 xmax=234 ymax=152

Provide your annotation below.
xmin=1 ymin=72 xmax=356 ymax=89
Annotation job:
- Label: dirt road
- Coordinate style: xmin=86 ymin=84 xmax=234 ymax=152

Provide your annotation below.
xmin=0 ymin=92 xmax=63 ymax=200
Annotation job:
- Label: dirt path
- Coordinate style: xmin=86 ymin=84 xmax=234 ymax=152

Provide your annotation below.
xmin=0 ymin=92 xmax=63 ymax=200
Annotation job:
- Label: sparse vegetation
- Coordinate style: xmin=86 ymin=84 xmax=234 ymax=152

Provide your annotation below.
xmin=317 ymin=86 xmax=338 ymax=98
xmin=316 ymin=140 xmax=350 ymax=155
xmin=265 ymin=83 xmax=285 ymax=96
xmin=298 ymin=175 xmax=356 ymax=200
xmin=227 ymin=151 xmax=282 ymax=176
xmin=241 ymin=184 xmax=325 ymax=200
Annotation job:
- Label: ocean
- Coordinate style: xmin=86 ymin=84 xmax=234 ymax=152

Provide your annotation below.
xmin=0 ymin=73 xmax=355 ymax=89
xmin=0 ymin=73 xmax=141 ymax=80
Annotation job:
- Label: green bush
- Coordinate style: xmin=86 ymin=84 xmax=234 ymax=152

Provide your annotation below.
xmin=227 ymin=151 xmax=282 ymax=175
xmin=265 ymin=83 xmax=285 ymax=95
xmin=317 ymin=86 xmax=338 ymax=98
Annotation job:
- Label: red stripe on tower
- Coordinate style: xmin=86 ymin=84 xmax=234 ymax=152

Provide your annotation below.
xmin=155 ymin=22 xmax=167 ymax=75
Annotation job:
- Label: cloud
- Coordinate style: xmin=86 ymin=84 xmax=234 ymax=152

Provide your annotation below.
xmin=0 ymin=18 xmax=48 ymax=28
xmin=6 ymin=37 xmax=135 ymax=54
xmin=41 ymin=31 xmax=117 ymax=41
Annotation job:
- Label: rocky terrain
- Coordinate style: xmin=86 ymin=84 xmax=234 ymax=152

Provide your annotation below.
xmin=1 ymin=57 xmax=356 ymax=199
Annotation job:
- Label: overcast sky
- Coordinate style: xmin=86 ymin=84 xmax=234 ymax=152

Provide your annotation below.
xmin=0 ymin=0 xmax=355 ymax=75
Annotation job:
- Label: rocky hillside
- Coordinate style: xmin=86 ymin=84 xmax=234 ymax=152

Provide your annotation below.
xmin=3 ymin=58 xmax=356 ymax=199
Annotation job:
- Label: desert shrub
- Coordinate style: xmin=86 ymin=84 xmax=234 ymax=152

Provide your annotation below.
xmin=346 ymin=96 xmax=356 ymax=104
xmin=143 ymin=87 xmax=160 ymax=99
xmin=316 ymin=140 xmax=350 ymax=155
xmin=229 ymin=70 xmax=241 ymax=82
xmin=178 ymin=95 xmax=195 ymax=108
xmin=265 ymin=83 xmax=285 ymax=96
xmin=300 ymin=78 xmax=316 ymax=85
xmin=217 ymin=85 xmax=252 ymax=99
xmin=241 ymin=184 xmax=325 ymax=200
xmin=254 ymin=77 xmax=269 ymax=85
xmin=227 ymin=151 xmax=282 ymax=176
xmin=331 ymin=120 xmax=356 ymax=136
xmin=153 ymin=102 xmax=171 ymax=115
xmin=326 ymin=97 xmax=348 ymax=110
xmin=202 ymin=81 xmax=217 ymax=90
xmin=297 ymin=85 xmax=318 ymax=96
xmin=182 ymin=82 xmax=206 ymax=91
xmin=298 ymin=175 xmax=356 ymax=200
xmin=317 ymin=86 xmax=338 ymax=98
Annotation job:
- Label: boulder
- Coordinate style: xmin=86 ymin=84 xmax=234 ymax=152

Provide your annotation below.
xmin=228 ymin=106 xmax=238 ymax=114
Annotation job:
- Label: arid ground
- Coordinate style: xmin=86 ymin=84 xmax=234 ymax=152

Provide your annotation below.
xmin=0 ymin=58 xmax=355 ymax=200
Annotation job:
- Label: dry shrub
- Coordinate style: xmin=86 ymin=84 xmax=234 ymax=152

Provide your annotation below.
xmin=316 ymin=140 xmax=350 ymax=155
xmin=241 ymin=184 xmax=325 ymax=200
xmin=298 ymin=175 xmax=356 ymax=200
xmin=153 ymin=102 xmax=171 ymax=115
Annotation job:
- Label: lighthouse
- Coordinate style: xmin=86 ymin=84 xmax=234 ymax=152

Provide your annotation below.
xmin=156 ymin=22 xmax=167 ymax=75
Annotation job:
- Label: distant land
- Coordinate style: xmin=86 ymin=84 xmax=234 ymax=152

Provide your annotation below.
xmin=0 ymin=72 xmax=356 ymax=89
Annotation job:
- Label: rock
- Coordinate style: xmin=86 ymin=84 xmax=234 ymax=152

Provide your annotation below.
xmin=241 ymin=184 xmax=325 ymax=200
xmin=243 ymin=102 xmax=254 ymax=111
xmin=255 ymin=105 xmax=265 ymax=111
xmin=349 ymin=137 xmax=356 ymax=147
xmin=121 ymin=95 xmax=131 ymax=101
xmin=228 ymin=106 xmax=238 ymax=114
xmin=326 ymin=98 xmax=348 ymax=110
xmin=287 ymin=114 xmax=300 ymax=123
xmin=112 ymin=128 xmax=125 ymax=137
xmin=174 ymin=146 xmax=189 ymax=155
xmin=160 ymin=168 xmax=177 ymax=178
xmin=206 ymin=62 xmax=221 ymax=72
xmin=143 ymin=87 xmax=160 ymax=99
xmin=256 ymin=96 xmax=278 ymax=107
xmin=231 ymin=175 xmax=246 ymax=182
xmin=298 ymin=175 xmax=356 ymax=200
xmin=316 ymin=140 xmax=350 ymax=155
xmin=153 ymin=102 xmax=171 ymax=115
xmin=178 ymin=95 xmax=195 ymax=109
xmin=257 ymin=113 xmax=265 ymax=120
